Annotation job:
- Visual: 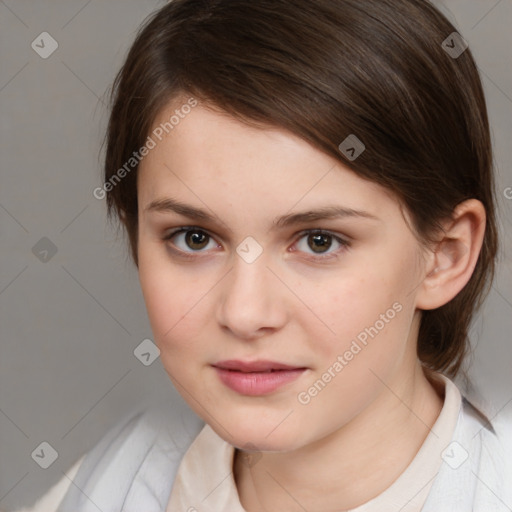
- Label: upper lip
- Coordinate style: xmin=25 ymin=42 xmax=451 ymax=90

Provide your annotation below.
xmin=212 ymin=359 xmax=305 ymax=372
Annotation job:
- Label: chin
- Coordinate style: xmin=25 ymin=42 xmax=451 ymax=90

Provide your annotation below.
xmin=209 ymin=416 xmax=304 ymax=453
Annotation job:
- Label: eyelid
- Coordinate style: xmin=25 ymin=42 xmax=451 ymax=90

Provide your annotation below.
xmin=295 ymin=228 xmax=350 ymax=243
xmin=162 ymin=225 xmax=215 ymax=240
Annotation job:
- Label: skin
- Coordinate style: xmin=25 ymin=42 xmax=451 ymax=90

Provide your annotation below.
xmin=136 ymin=98 xmax=486 ymax=511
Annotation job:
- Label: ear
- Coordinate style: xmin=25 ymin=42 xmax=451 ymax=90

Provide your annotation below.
xmin=415 ymin=199 xmax=486 ymax=310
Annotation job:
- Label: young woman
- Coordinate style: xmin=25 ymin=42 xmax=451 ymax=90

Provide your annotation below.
xmin=20 ymin=0 xmax=512 ymax=510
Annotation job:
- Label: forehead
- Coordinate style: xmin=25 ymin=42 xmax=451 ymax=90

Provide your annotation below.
xmin=137 ymin=100 xmax=403 ymax=228
xmin=143 ymin=100 xmax=325 ymax=179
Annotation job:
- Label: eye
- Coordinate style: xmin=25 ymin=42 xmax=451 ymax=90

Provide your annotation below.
xmin=163 ymin=227 xmax=220 ymax=253
xmin=292 ymin=230 xmax=349 ymax=259
xmin=162 ymin=227 xmax=349 ymax=260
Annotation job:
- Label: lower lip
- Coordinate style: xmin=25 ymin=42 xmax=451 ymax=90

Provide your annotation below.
xmin=213 ymin=367 xmax=306 ymax=396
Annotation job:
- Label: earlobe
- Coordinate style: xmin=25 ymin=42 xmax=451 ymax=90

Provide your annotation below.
xmin=416 ymin=199 xmax=486 ymax=310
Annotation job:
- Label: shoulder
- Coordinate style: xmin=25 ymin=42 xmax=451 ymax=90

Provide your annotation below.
xmin=459 ymin=389 xmax=512 ymax=460
xmin=472 ymin=397 xmax=512 ymax=482
xmin=461 ymin=397 xmax=512 ymax=509
xmin=422 ymin=387 xmax=512 ymax=511
xmin=59 ymin=397 xmax=205 ymax=511
xmin=8 ymin=456 xmax=84 ymax=512
xmin=18 ymin=396 xmax=205 ymax=512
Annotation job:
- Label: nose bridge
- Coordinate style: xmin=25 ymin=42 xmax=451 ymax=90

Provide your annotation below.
xmin=216 ymin=249 xmax=286 ymax=338
xmin=231 ymin=252 xmax=270 ymax=294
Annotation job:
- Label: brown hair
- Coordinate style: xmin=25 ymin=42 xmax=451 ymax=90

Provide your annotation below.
xmin=103 ymin=0 xmax=497 ymax=377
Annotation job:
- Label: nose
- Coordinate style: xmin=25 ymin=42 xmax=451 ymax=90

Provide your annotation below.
xmin=216 ymin=253 xmax=288 ymax=340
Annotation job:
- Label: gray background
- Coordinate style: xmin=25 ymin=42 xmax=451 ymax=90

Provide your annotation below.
xmin=1 ymin=0 xmax=511 ymax=509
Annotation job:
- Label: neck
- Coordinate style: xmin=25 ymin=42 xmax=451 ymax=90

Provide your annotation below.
xmin=234 ymin=363 xmax=444 ymax=512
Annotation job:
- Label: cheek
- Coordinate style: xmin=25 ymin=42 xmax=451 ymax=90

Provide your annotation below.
xmin=139 ymin=271 xmax=213 ymax=384
xmin=138 ymin=246 xmax=210 ymax=352
xmin=301 ymin=262 xmax=413 ymax=374
xmin=305 ymin=271 xmax=394 ymax=342
xmin=293 ymin=279 xmax=411 ymax=436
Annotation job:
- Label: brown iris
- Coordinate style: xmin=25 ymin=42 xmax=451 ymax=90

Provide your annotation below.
xmin=185 ymin=230 xmax=209 ymax=250
xmin=308 ymin=233 xmax=332 ymax=253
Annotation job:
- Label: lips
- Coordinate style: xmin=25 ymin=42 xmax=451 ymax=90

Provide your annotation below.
xmin=212 ymin=359 xmax=305 ymax=372
xmin=212 ymin=360 xmax=307 ymax=395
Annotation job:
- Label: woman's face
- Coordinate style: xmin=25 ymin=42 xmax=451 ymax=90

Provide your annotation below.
xmin=137 ymin=99 xmax=428 ymax=451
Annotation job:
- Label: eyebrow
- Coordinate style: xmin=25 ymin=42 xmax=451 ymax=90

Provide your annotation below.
xmin=144 ymin=197 xmax=380 ymax=231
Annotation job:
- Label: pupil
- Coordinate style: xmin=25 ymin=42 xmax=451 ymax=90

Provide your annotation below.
xmin=309 ymin=233 xmax=332 ymax=253
xmin=186 ymin=231 xmax=208 ymax=250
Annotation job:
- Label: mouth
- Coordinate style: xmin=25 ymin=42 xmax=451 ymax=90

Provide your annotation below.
xmin=211 ymin=360 xmax=308 ymax=395
xmin=212 ymin=359 xmax=307 ymax=373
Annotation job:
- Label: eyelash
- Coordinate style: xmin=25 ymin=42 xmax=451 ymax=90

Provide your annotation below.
xmin=161 ymin=226 xmax=350 ymax=261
